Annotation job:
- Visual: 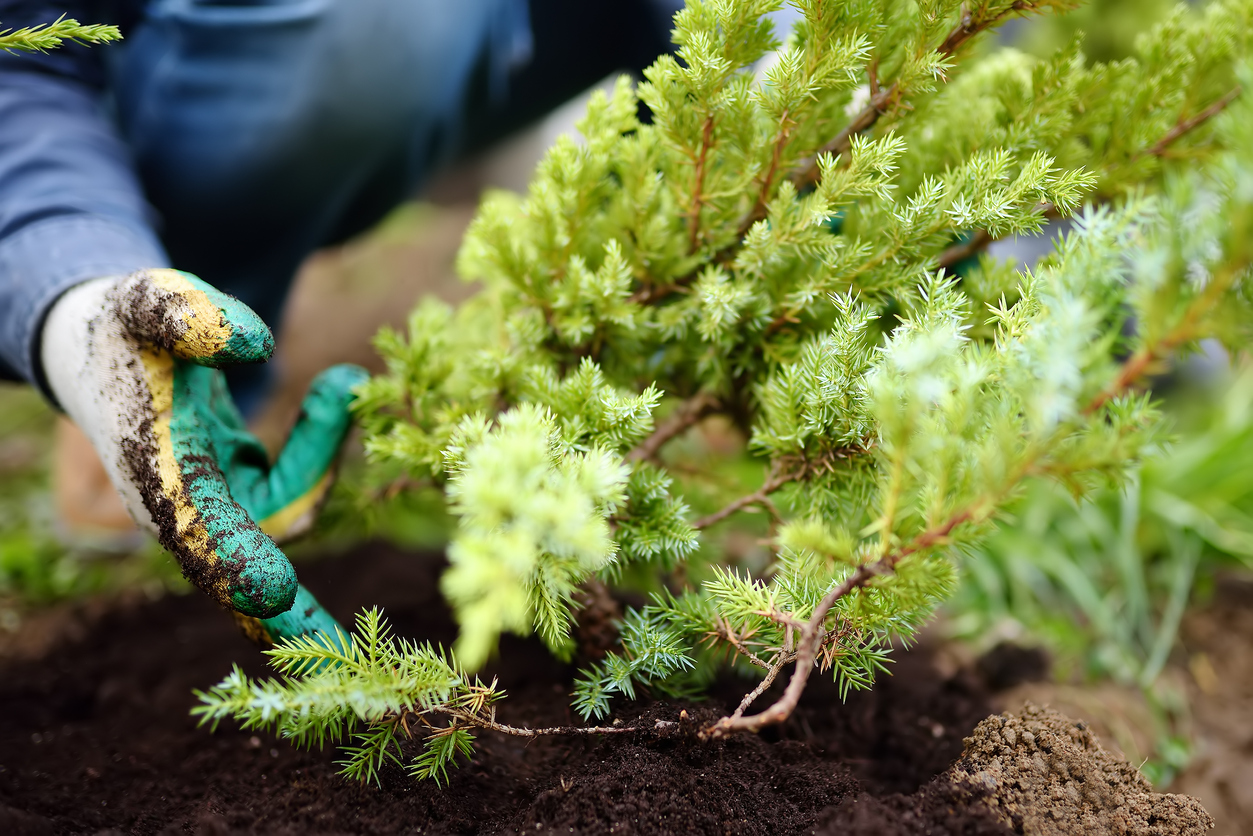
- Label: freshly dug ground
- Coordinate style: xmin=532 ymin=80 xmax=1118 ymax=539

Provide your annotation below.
xmin=0 ymin=543 xmax=1213 ymax=835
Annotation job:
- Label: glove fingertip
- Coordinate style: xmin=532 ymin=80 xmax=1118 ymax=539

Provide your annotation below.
xmin=193 ymin=275 xmax=275 ymax=367
xmin=293 ymin=364 xmax=369 ymax=432
xmin=248 ymin=364 xmax=367 ymax=542
xmin=145 ymin=270 xmax=275 ymax=366
xmin=229 ymin=552 xmax=299 ymax=619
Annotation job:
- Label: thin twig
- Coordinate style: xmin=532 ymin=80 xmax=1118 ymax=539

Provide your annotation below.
xmin=628 ymin=392 xmax=722 ymax=463
xmin=688 ymin=115 xmax=717 ymax=254
xmin=703 ymin=507 xmax=976 ymax=738
xmin=424 ymin=706 xmax=662 ymax=738
xmin=730 ymin=651 xmax=791 ymax=720
xmin=758 ymin=494 xmax=785 ymax=529
xmin=1082 ymin=346 xmax=1160 ymax=416
xmin=1144 ymin=87 xmax=1241 ymax=159
xmin=692 ymin=463 xmax=797 ymax=530
xmin=692 ymin=443 xmax=872 ymax=530
xmin=745 ymin=110 xmax=795 ymax=229
xmin=711 ymin=617 xmax=774 ymax=671
xmin=1084 ymin=254 xmax=1247 ymax=414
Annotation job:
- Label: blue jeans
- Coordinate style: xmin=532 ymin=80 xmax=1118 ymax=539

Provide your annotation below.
xmin=106 ymin=0 xmax=679 ymax=409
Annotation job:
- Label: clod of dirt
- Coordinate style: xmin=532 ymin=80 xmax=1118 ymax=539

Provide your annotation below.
xmin=950 ymin=703 xmax=1213 ymax=835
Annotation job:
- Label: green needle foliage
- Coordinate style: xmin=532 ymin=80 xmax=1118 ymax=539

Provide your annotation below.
xmin=200 ymin=0 xmax=1253 ymax=781
xmin=193 ymin=609 xmax=499 ymax=786
xmin=0 ymin=15 xmax=121 ymax=53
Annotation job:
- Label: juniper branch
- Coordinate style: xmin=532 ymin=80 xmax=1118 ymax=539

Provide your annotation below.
xmin=703 ymin=505 xmax=979 ymax=738
xmin=1085 ymin=253 xmax=1250 ymax=414
xmin=1144 ymin=87 xmax=1242 ymax=160
xmin=936 ymin=88 xmax=1243 ymax=271
xmin=788 ymin=0 xmax=1051 ymax=192
xmin=628 ymin=392 xmax=722 ymax=463
xmin=0 ymin=15 xmax=121 ymax=53
xmin=706 ymin=287 xmax=1240 ymax=740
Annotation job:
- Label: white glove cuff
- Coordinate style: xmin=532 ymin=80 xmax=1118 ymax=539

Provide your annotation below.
xmin=41 ymin=276 xmax=157 ymax=533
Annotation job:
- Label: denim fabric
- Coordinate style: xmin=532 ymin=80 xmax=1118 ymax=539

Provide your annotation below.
xmin=113 ymin=0 xmax=529 ymax=410
xmin=0 ymin=0 xmax=680 ymax=408
xmin=0 ymin=0 xmax=527 ymax=396
xmin=113 ymin=0 xmax=526 ymax=322
xmin=0 ymin=68 xmax=170 ymax=391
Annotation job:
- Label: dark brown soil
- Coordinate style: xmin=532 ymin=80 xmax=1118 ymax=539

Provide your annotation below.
xmin=0 ymin=543 xmax=1189 ymax=835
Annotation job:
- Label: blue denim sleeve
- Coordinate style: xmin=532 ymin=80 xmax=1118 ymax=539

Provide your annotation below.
xmin=0 ymin=1 xmax=167 ymax=391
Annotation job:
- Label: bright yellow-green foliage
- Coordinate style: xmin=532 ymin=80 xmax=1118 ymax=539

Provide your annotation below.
xmin=203 ymin=0 xmax=1253 ymax=783
xmin=356 ymin=0 xmax=1253 ymax=683
xmin=0 ymin=15 xmax=120 ymax=53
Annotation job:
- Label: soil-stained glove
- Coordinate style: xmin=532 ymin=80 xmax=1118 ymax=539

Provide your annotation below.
xmin=41 ymin=269 xmax=365 ymax=642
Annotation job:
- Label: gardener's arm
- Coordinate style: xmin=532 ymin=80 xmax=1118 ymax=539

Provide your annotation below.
xmin=0 ymin=4 xmax=352 ymax=642
xmin=0 ymin=1 xmax=165 ymax=387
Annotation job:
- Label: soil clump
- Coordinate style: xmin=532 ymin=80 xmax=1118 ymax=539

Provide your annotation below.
xmin=0 ymin=542 xmax=1211 ymax=835
xmin=950 ymin=704 xmax=1213 ymax=835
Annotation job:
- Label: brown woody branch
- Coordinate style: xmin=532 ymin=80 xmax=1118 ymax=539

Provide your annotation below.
xmin=711 ymin=617 xmax=775 ymax=671
xmin=729 ymin=651 xmax=792 ymax=720
xmin=1084 ymin=253 xmax=1248 ymax=414
xmin=703 ymin=507 xmax=976 ymax=738
xmin=1083 ymin=345 xmax=1160 ymax=416
xmin=935 ymin=228 xmax=995 ymax=271
xmin=688 ymin=115 xmax=717 ymax=254
xmin=628 ymin=392 xmax=722 ymax=464
xmin=691 ymin=443 xmax=871 ymax=530
xmin=749 ymin=110 xmax=795 ymax=225
xmin=692 ymin=463 xmax=798 ymax=530
xmin=1144 ymin=87 xmax=1241 ymax=159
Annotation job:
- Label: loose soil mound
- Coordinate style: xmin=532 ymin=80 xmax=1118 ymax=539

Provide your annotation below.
xmin=0 ymin=543 xmax=1207 ymax=835
xmin=951 ymin=704 xmax=1213 ymax=835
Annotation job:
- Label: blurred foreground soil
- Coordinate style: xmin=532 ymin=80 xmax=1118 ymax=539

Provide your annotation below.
xmin=0 ymin=543 xmax=1216 ymax=836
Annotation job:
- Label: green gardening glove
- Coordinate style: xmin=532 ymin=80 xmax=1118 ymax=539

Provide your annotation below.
xmin=41 ymin=269 xmax=364 ymax=643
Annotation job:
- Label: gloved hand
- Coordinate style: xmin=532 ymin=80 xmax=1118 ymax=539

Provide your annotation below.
xmin=40 ymin=268 xmax=365 ymax=643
